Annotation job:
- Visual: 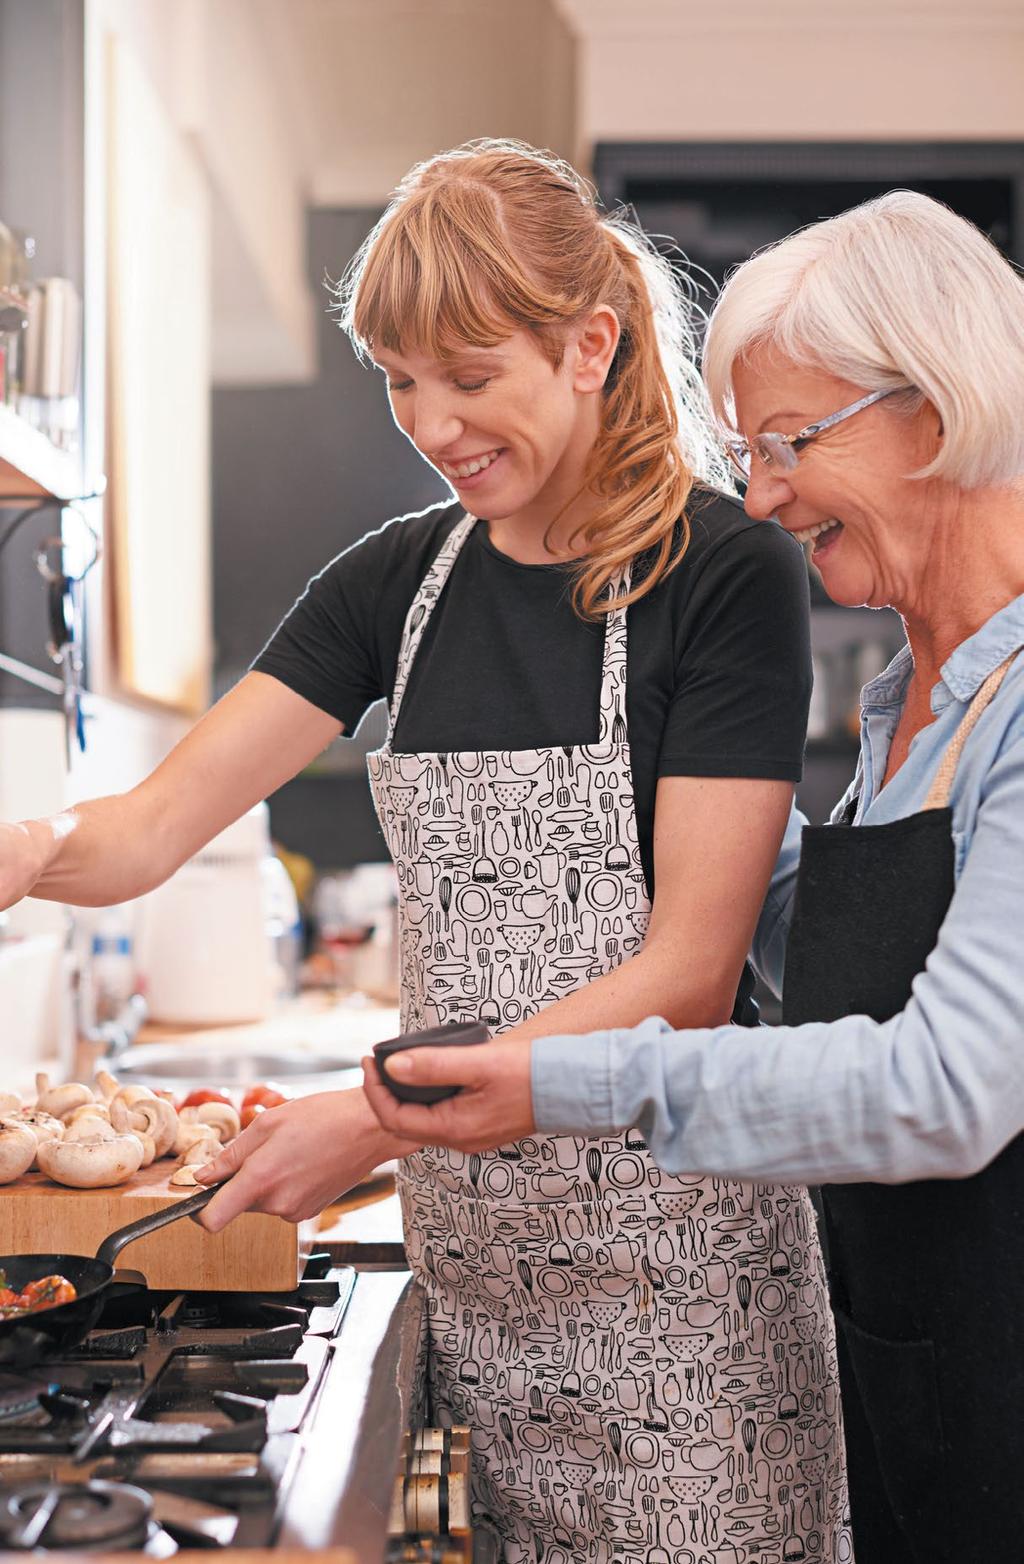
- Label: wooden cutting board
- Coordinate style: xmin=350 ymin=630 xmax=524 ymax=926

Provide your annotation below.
xmin=0 ymin=1162 xmax=304 ymax=1291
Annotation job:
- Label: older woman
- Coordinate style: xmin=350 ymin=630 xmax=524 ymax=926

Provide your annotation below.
xmin=363 ymin=190 xmax=1024 ymax=1563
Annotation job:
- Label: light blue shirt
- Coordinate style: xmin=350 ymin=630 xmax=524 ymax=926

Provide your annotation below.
xmin=532 ymin=592 xmax=1024 ymax=1185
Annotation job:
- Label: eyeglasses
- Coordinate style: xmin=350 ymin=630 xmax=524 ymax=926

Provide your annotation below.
xmin=723 ymin=387 xmax=900 ymax=480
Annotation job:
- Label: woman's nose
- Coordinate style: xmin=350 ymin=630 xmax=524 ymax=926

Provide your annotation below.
xmin=412 ymin=392 xmax=463 ymax=455
xmin=742 ymin=463 xmax=794 ymax=522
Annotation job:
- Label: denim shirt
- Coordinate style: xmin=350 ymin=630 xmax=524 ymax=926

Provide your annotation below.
xmin=532 ymin=592 xmax=1024 ymax=1185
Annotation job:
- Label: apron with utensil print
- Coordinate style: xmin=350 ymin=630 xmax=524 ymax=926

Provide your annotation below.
xmin=367 ymin=514 xmax=850 ymax=1563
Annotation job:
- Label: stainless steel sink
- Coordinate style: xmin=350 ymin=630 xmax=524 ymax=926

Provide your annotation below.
xmin=105 ymin=1042 xmax=363 ymax=1095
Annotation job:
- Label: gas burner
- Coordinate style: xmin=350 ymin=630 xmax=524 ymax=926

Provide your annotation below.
xmin=0 ymin=1255 xmax=418 ymax=1555
xmin=0 ymin=1479 xmax=153 ymax=1551
xmin=67 ymin=1326 xmax=148 ymax=1361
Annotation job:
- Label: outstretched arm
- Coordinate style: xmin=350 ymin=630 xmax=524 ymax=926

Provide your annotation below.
xmin=1 ymin=672 xmax=341 ymax=911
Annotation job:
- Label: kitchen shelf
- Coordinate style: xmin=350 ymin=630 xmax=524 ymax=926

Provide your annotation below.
xmin=0 ymin=401 xmax=81 ymax=501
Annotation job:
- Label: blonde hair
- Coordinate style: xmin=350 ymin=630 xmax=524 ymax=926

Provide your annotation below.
xmin=703 ymin=189 xmax=1024 ymax=490
xmin=335 ymin=139 xmax=732 ymax=617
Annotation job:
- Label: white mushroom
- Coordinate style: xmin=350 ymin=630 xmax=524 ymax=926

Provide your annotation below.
xmin=169 ymin=1164 xmax=204 ymax=1187
xmin=65 ymin=1101 xmax=112 ymax=1127
xmin=104 ymin=1084 xmax=179 ymax=1161
xmin=63 ymin=1114 xmax=118 ymax=1144
xmin=129 ymin=1095 xmax=178 ymax=1158
xmin=0 ymin=1118 xmax=38 ymax=1183
xmin=173 ymin=1117 xmax=222 ymax=1164
xmin=0 ymin=1092 xmax=22 ymax=1117
xmin=94 ymin=1070 xmax=121 ymax=1103
xmin=191 ymin=1101 xmax=240 ymax=1143
xmin=109 ymin=1098 xmax=155 ymax=1166
xmin=7 ymin=1111 xmax=65 ymax=1168
xmin=36 ymin=1131 xmax=145 ymax=1188
xmin=173 ymin=1109 xmax=200 ymax=1159
xmin=34 ymin=1072 xmax=95 ymax=1121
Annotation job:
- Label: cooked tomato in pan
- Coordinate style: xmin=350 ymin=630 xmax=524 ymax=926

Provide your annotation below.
xmin=0 ymin=1271 xmax=78 ymax=1319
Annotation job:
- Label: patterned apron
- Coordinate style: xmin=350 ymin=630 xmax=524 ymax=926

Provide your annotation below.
xmin=368 ymin=514 xmax=850 ymax=1563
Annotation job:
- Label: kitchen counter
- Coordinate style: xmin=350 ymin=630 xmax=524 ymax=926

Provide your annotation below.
xmin=71 ymin=988 xmax=400 ymax=1101
xmin=129 ymin=989 xmax=399 ymax=1068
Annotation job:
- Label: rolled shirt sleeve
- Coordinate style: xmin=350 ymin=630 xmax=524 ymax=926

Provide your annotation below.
xmin=532 ymin=731 xmax=1024 ymax=1186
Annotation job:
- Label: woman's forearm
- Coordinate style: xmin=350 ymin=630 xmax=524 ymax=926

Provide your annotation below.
xmin=500 ymin=937 xmax=737 ymax=1046
xmin=26 ymin=793 xmax=176 ymax=906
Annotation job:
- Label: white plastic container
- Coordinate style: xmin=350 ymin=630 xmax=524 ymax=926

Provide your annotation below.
xmin=137 ymin=804 xmax=282 ymax=1025
xmin=89 ymin=905 xmax=136 ymax=1024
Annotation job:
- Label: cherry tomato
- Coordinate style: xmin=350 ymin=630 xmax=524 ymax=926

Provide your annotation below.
xmin=19 ymin=1275 xmax=77 ymax=1311
xmin=241 ymin=1083 xmax=288 ymax=1111
xmin=240 ymin=1102 xmax=267 ymax=1130
xmin=0 ymin=1288 xmax=19 ymax=1308
xmin=179 ymin=1089 xmax=234 ymax=1111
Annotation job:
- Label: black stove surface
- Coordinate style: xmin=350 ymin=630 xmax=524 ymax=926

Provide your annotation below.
xmin=0 ymin=1255 xmax=357 ymax=1552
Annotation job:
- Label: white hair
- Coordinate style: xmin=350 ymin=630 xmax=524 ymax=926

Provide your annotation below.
xmin=703 ymin=190 xmax=1024 ymax=490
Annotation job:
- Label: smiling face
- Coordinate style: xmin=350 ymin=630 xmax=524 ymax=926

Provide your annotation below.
xmin=732 ymin=345 xmax=944 ymax=609
xmin=374 ymin=317 xmax=617 ymax=539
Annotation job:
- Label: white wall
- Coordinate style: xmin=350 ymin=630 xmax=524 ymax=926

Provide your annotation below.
xmin=554 ymin=0 xmax=1024 ymax=152
xmin=260 ymin=0 xmax=577 ymax=207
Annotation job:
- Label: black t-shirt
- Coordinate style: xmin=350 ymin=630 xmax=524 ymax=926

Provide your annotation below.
xmin=254 ymin=487 xmax=812 ymax=1018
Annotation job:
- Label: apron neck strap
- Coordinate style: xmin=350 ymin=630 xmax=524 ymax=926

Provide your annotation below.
xmin=388 ymin=512 xmax=476 ymax=736
xmin=598 ymin=571 xmax=631 ymax=745
xmin=924 ymin=649 xmax=1020 ymax=810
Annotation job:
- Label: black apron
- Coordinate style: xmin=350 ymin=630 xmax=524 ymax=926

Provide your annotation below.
xmin=782 ymin=652 xmax=1023 ymax=1564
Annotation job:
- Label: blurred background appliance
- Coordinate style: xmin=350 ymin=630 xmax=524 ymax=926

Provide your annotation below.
xmin=136 ymin=801 xmax=300 ymax=1025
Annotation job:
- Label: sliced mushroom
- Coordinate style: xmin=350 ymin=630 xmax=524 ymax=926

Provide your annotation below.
xmin=34 ymin=1072 xmax=95 ymax=1121
xmin=169 ymin=1164 xmax=207 ymax=1187
xmin=0 ymin=1118 xmax=38 ymax=1183
xmin=0 ymin=1092 xmax=22 ymax=1117
xmin=36 ymin=1131 xmax=145 ymax=1188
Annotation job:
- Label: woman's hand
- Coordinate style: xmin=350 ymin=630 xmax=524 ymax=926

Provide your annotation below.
xmin=193 ymin=1088 xmax=420 ymax=1231
xmin=361 ymin=1036 xmax=536 ymax=1152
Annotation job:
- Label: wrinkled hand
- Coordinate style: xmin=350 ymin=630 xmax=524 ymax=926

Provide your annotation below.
xmin=193 ymin=1088 xmax=419 ymax=1232
xmin=361 ymin=1036 xmax=535 ymax=1153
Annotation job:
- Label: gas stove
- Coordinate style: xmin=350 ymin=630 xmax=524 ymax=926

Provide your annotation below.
xmin=0 ymin=1245 xmax=474 ymax=1562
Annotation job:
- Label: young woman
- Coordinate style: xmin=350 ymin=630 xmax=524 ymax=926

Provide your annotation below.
xmin=5 ymin=142 xmax=849 ymax=1560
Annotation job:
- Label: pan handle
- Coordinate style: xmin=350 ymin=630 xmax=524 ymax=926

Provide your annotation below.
xmin=95 ymin=1182 xmax=225 ymax=1269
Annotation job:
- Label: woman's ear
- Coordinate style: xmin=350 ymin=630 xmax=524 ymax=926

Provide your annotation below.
xmin=921 ymin=396 xmax=944 ymax=456
xmin=572 ymin=306 xmax=620 ymax=394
